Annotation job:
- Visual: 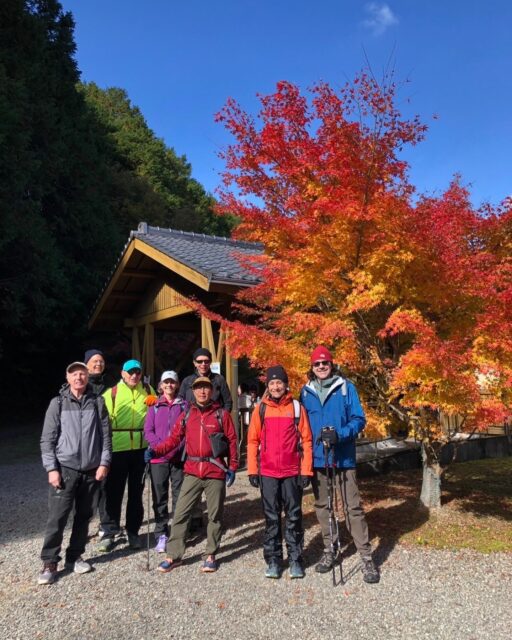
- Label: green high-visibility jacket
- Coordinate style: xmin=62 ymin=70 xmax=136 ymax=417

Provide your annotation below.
xmin=103 ymin=381 xmax=155 ymax=452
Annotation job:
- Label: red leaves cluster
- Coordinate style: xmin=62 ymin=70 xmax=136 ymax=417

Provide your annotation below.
xmin=211 ymin=71 xmax=512 ymax=438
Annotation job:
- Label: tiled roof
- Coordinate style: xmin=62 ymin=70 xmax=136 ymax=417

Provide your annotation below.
xmin=132 ymin=223 xmax=263 ymax=285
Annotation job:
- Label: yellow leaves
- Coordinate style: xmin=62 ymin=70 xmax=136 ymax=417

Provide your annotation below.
xmin=363 ymin=409 xmax=391 ymax=439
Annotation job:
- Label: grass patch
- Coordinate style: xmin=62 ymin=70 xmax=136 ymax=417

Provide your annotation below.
xmin=303 ymin=457 xmax=512 ymax=554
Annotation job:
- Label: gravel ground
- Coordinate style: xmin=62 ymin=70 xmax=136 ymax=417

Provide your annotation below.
xmin=0 ymin=461 xmax=511 ymax=640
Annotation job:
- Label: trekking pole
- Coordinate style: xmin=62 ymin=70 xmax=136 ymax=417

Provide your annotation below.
xmin=142 ymin=462 xmax=151 ymax=571
xmin=323 ymin=440 xmax=337 ymax=587
xmin=331 ymin=460 xmax=344 ymax=586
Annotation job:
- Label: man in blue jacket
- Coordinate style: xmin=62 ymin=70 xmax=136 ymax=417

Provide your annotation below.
xmin=300 ymin=346 xmax=379 ymax=584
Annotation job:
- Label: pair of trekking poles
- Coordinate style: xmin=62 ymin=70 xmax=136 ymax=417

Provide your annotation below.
xmin=319 ymin=426 xmax=344 ymax=587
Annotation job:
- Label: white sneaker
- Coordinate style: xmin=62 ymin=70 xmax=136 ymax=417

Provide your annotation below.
xmin=66 ymin=558 xmax=92 ymax=574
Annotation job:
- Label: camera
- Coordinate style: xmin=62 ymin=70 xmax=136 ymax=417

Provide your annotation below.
xmin=319 ymin=426 xmax=338 ymax=447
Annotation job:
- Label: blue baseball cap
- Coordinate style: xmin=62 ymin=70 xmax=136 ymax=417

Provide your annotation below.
xmin=122 ymin=359 xmax=142 ymax=372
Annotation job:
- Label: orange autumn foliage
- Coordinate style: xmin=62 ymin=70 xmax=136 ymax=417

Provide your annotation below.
xmin=207 ymin=72 xmax=512 ymax=443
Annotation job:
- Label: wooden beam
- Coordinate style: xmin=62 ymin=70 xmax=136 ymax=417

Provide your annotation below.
xmin=122 ymin=269 xmax=156 ymax=278
xmin=133 ymin=238 xmax=211 ymax=291
xmin=109 ymin=292 xmax=140 ymax=301
xmin=89 ymin=241 xmax=137 ymax=329
xmin=124 ymin=304 xmax=192 ymax=328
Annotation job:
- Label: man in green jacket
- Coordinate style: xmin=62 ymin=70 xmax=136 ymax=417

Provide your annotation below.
xmin=98 ymin=359 xmax=156 ymax=551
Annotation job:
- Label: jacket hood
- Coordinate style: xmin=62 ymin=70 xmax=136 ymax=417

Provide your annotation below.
xmin=155 ymin=394 xmax=185 ymax=408
xmin=59 ymin=382 xmax=95 ymax=402
xmin=192 ymin=400 xmax=222 ymax=413
xmin=262 ymin=391 xmax=294 ymax=408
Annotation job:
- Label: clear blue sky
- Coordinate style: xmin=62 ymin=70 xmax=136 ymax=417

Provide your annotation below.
xmin=62 ymin=0 xmax=511 ymax=208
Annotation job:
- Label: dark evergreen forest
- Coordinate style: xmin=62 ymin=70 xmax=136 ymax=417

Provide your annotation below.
xmin=0 ymin=0 xmax=233 ymax=412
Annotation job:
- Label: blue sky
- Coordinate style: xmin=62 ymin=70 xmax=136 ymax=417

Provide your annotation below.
xmin=62 ymin=0 xmax=511 ymax=208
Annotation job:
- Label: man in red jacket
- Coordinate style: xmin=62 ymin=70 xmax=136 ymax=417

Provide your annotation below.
xmin=145 ymin=376 xmax=238 ymax=573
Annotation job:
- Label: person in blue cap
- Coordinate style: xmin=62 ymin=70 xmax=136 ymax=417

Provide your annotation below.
xmin=98 ymin=359 xmax=156 ymax=552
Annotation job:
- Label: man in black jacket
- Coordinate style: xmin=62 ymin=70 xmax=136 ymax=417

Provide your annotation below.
xmin=179 ymin=348 xmax=233 ymax=411
xmin=38 ymin=362 xmax=112 ymax=585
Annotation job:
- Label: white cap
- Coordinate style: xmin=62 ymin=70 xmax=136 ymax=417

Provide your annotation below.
xmin=160 ymin=370 xmax=179 ymax=383
xmin=66 ymin=361 xmax=88 ymax=374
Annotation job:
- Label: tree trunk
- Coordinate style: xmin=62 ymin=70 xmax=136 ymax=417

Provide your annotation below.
xmin=419 ymin=442 xmax=442 ymax=509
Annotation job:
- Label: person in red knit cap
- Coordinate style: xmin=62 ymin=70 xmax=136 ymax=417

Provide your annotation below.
xmin=300 ymin=346 xmax=379 ymax=584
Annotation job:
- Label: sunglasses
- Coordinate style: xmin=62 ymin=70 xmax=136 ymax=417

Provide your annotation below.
xmin=127 ymin=369 xmax=142 ymax=375
xmin=312 ymin=360 xmax=331 ymax=368
xmin=195 ymin=359 xmax=211 ymax=365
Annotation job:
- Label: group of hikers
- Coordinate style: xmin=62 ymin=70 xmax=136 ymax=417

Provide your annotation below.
xmin=37 ymin=345 xmax=380 ymax=586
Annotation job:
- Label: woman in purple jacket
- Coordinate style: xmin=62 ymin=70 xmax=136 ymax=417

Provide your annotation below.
xmin=144 ymin=370 xmax=188 ymax=553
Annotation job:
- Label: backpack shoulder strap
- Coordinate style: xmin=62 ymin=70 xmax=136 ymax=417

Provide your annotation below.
xmin=292 ymin=399 xmax=300 ymax=427
xmin=215 ymin=408 xmax=225 ymax=431
xmin=111 ymin=385 xmax=118 ymax=413
xmin=181 ymin=406 xmax=192 ymax=428
xmin=258 ymin=401 xmax=266 ymax=425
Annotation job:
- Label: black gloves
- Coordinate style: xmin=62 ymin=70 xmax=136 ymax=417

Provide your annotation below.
xmin=249 ymin=475 xmax=260 ymax=488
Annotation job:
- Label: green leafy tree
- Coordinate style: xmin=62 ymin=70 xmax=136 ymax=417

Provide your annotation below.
xmin=0 ymin=0 xmax=121 ymax=404
xmin=80 ymin=83 xmax=235 ymax=237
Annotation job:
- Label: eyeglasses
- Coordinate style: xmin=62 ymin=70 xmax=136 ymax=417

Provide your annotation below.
xmin=127 ymin=369 xmax=142 ymax=376
xmin=312 ymin=360 xmax=331 ymax=368
xmin=195 ymin=359 xmax=211 ymax=365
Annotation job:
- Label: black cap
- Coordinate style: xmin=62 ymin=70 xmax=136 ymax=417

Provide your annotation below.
xmin=193 ymin=347 xmax=212 ymax=361
xmin=266 ymin=365 xmax=288 ymax=385
xmin=84 ymin=349 xmax=104 ymax=364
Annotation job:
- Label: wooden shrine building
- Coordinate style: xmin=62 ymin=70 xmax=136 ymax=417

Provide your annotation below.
xmin=88 ymin=222 xmax=262 ymax=419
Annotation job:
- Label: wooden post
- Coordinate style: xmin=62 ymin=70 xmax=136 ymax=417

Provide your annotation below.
xmin=132 ymin=326 xmax=141 ymax=360
xmin=141 ymin=323 xmax=155 ymax=385
xmin=201 ymin=316 xmax=216 ymax=358
xmin=225 ymin=339 xmax=239 ymax=426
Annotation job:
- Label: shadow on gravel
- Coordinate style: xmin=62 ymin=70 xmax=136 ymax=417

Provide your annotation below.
xmin=365 ymin=498 xmax=430 ymax=566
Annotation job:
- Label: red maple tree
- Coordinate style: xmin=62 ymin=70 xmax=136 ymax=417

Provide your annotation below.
xmin=208 ymin=73 xmax=512 ymax=508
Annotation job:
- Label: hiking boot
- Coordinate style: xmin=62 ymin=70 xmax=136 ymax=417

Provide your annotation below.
xmin=315 ymin=551 xmax=335 ymax=574
xmin=264 ymin=560 xmax=281 ymax=579
xmin=200 ymin=556 xmax=218 ymax=573
xmin=37 ymin=562 xmax=58 ymax=585
xmin=155 ymin=534 xmax=168 ymax=553
xmin=127 ymin=532 xmax=141 ymax=549
xmin=97 ymin=537 xmax=114 ymax=553
xmin=65 ymin=558 xmax=92 ymax=574
xmin=288 ymin=561 xmax=305 ymax=579
xmin=361 ymin=558 xmax=380 ymax=584
xmin=158 ymin=558 xmax=182 ymax=573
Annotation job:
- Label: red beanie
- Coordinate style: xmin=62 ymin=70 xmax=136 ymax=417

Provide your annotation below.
xmin=310 ymin=346 xmax=333 ymax=364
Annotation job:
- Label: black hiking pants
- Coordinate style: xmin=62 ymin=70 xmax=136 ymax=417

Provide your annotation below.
xmin=260 ymin=475 xmax=303 ymax=563
xmin=149 ymin=461 xmax=184 ymax=538
xmin=40 ymin=466 xmax=99 ymax=564
xmin=101 ymin=449 xmax=145 ymax=537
